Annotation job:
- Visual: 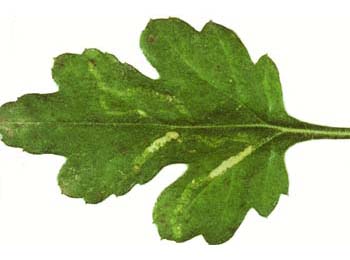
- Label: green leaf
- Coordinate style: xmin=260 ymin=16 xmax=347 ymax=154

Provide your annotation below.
xmin=1 ymin=18 xmax=350 ymax=244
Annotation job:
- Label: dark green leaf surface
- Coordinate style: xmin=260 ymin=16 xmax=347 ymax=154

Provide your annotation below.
xmin=1 ymin=18 xmax=350 ymax=244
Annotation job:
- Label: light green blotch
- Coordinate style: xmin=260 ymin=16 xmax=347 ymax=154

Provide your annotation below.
xmin=88 ymin=60 xmax=149 ymax=118
xmin=209 ymin=145 xmax=254 ymax=178
xmin=134 ymin=132 xmax=180 ymax=170
xmin=171 ymin=223 xmax=183 ymax=240
xmin=87 ymin=61 xmax=109 ymax=91
xmin=137 ymin=109 xmax=148 ymax=117
xmin=170 ymin=176 xmax=209 ymax=240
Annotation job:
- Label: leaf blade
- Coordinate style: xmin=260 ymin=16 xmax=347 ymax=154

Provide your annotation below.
xmin=1 ymin=18 xmax=349 ymax=244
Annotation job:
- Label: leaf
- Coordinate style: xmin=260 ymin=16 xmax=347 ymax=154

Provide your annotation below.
xmin=0 ymin=18 xmax=350 ymax=244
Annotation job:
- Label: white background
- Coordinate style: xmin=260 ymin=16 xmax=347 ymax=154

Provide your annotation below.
xmin=1 ymin=0 xmax=350 ymax=259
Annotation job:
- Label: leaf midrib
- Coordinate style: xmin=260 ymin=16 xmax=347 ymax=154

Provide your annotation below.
xmin=2 ymin=121 xmax=350 ymax=138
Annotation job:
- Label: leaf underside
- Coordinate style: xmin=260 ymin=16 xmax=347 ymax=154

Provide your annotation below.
xmin=0 ymin=18 xmax=347 ymax=244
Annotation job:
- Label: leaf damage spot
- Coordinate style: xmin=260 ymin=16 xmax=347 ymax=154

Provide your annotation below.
xmin=137 ymin=109 xmax=148 ymax=117
xmin=148 ymin=34 xmax=156 ymax=44
xmin=209 ymin=145 xmax=254 ymax=178
xmin=133 ymin=132 xmax=180 ymax=170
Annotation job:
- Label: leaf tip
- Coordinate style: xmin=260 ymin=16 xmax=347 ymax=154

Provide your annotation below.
xmin=257 ymin=53 xmax=273 ymax=63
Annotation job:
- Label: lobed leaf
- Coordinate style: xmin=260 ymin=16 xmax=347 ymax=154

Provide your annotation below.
xmin=1 ymin=18 xmax=349 ymax=244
